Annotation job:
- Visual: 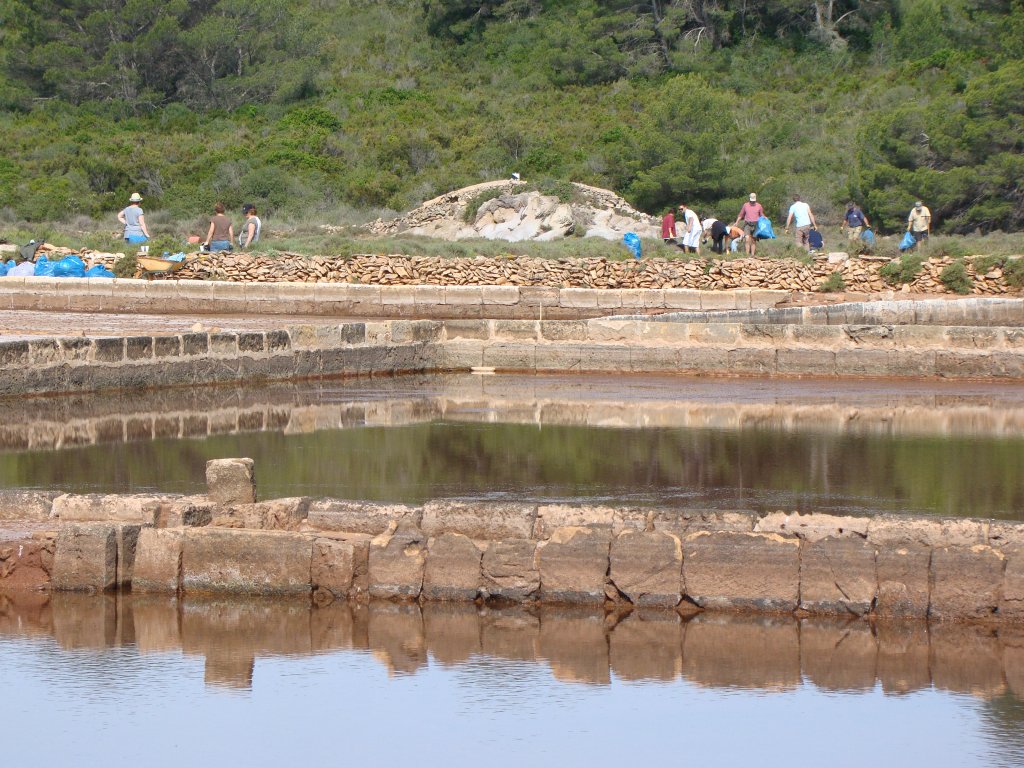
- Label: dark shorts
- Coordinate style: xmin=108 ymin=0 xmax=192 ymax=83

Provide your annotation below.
xmin=912 ymin=230 xmax=929 ymax=241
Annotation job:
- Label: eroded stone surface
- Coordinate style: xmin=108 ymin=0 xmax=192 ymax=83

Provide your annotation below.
xmin=182 ymin=528 xmax=312 ymax=595
xmin=422 ymin=500 xmax=535 ymax=540
xmin=481 ymin=539 xmax=539 ymax=600
xmin=683 ymin=531 xmax=800 ymax=613
xmin=537 ymin=527 xmax=611 ymax=605
xmin=368 ymin=522 xmax=426 ymax=600
xmin=930 ymin=545 xmax=1004 ymax=620
xmin=205 ymin=458 xmax=256 ymax=505
xmin=312 ymin=537 xmax=369 ymax=599
xmin=800 ymin=537 xmax=877 ymax=615
xmin=133 ymin=528 xmax=183 ymax=593
xmin=609 ymin=530 xmax=682 ymax=608
xmin=52 ymin=522 xmax=118 ymax=592
xmin=875 ymin=543 xmax=931 ymax=618
xmin=423 ymin=533 xmax=482 ymax=601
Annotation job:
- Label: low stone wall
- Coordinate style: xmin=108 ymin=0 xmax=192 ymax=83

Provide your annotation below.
xmin=2 ymin=310 xmax=1023 ymax=398
xmin=4 ymin=463 xmax=1024 ymax=623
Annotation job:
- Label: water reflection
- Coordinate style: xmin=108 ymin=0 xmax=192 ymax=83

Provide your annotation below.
xmin=3 ymin=592 xmax=1024 ymax=767
xmin=1 ymin=374 xmax=1023 ymax=517
xmin=0 ymin=591 xmax=1020 ymax=698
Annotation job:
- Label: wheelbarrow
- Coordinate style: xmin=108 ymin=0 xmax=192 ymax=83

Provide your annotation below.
xmin=136 ymin=254 xmax=191 ymax=280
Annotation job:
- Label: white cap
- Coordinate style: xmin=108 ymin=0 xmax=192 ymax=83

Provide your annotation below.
xmin=749 ymin=193 xmax=757 ymax=202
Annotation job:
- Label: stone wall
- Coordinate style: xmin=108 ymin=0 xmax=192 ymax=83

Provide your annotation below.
xmin=2 ymin=307 xmax=1023 ymax=398
xmin=6 ymin=480 xmax=1023 ymax=624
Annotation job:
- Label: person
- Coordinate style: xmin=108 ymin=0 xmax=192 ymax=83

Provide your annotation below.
xmin=661 ymin=209 xmax=677 ymax=245
xmin=841 ymin=201 xmax=870 ymax=242
xmin=734 ymin=193 xmax=765 ymax=256
xmin=907 ymin=200 xmax=931 ymax=247
xmin=118 ymin=192 xmax=150 ymax=244
xmin=784 ymin=195 xmax=817 ymax=251
xmin=203 ymin=202 xmax=234 ymax=253
xmin=678 ymin=203 xmax=701 ymax=254
xmin=726 ymin=223 xmax=745 ymax=252
xmin=703 ymin=216 xmax=729 ymax=254
xmin=238 ymin=203 xmax=262 ymax=249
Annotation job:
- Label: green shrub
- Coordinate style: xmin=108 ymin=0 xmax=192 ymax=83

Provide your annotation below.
xmin=939 ymin=260 xmax=973 ymax=294
xmin=462 ymin=188 xmax=506 ymax=223
xmin=879 ymin=253 xmax=924 ymax=285
xmin=1005 ymin=258 xmax=1024 ymax=288
xmin=112 ymin=253 xmax=137 ymax=278
xmin=972 ymin=255 xmax=1006 ymax=274
xmin=819 ymin=271 xmax=846 ymax=293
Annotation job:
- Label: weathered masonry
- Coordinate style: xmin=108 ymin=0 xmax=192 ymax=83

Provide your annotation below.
xmin=1 ymin=298 xmax=1022 ymax=397
xmin=4 ymin=459 xmax=1023 ymax=623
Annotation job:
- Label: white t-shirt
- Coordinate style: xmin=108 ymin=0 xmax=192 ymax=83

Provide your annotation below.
xmin=788 ymin=201 xmax=812 ymax=228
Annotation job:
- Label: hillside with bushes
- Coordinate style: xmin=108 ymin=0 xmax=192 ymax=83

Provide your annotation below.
xmin=0 ymin=0 xmax=1021 ymax=234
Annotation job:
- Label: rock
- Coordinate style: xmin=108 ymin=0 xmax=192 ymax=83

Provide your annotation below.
xmin=929 ymin=545 xmax=1004 ymax=620
xmin=481 ymin=539 xmax=540 ymax=600
xmin=875 ymin=543 xmax=931 ymax=618
xmin=182 ymin=528 xmax=313 ymax=595
xmin=311 ymin=538 xmax=369 ymax=599
xmin=683 ymin=531 xmax=800 ymax=613
xmin=609 ymin=530 xmax=682 ymax=608
xmin=421 ymin=500 xmax=536 ymax=540
xmin=205 ymin=458 xmax=256 ymax=505
xmin=307 ymin=500 xmax=421 ymax=535
xmin=52 ymin=522 xmax=118 ymax=592
xmin=537 ymin=526 xmax=611 ymax=605
xmin=799 ymin=537 xmax=877 ymax=615
xmin=422 ymin=533 xmax=482 ymax=601
xmin=132 ymin=528 xmax=183 ymax=592
xmin=368 ymin=522 xmax=426 ymax=600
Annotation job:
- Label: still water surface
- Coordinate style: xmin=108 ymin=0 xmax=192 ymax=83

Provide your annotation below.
xmin=3 ymin=374 xmax=1023 ymax=518
xmin=2 ymin=593 xmax=1023 ymax=767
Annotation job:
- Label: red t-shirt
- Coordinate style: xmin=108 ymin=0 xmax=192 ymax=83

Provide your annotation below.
xmin=661 ymin=212 xmax=676 ymax=238
xmin=739 ymin=202 xmax=764 ymax=223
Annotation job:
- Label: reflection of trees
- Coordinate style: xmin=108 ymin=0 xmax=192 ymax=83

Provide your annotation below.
xmin=0 ymin=423 xmax=1021 ymax=518
xmin=979 ymin=693 xmax=1024 ymax=768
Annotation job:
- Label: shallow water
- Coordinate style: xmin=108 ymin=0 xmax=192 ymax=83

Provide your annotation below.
xmin=3 ymin=373 xmax=1024 ymax=518
xmin=1 ymin=593 xmax=1023 ymax=767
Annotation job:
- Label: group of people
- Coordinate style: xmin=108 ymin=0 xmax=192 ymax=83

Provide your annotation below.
xmin=660 ymin=194 xmax=932 ymax=255
xmin=117 ymin=193 xmax=262 ymax=252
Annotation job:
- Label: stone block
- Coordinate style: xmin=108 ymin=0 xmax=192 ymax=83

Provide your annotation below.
xmin=700 ymin=292 xmax=739 ymax=311
xmin=381 ymin=286 xmax=416 ymax=306
xmin=182 ymin=528 xmax=312 ymax=595
xmin=423 ymin=533 xmax=482 ymax=601
xmin=663 ymin=289 xmax=702 ymax=310
xmin=689 ymin=324 xmax=740 ymax=344
xmin=482 ymin=342 xmax=535 ymax=370
xmin=437 ymin=341 xmax=485 ymax=370
xmin=53 ymin=493 xmax=164 ymax=525
xmin=638 ymin=322 xmax=690 ymax=344
xmin=132 ymin=528 xmax=183 ymax=593
xmin=776 ymin=348 xmax=836 ymax=376
xmin=368 ymin=522 xmax=426 ymax=599
xmin=52 ymin=522 xmax=118 ymax=592
xmin=595 ymin=291 xmax=622 ymax=308
xmin=205 ymin=458 xmax=256 ymax=505
xmin=540 ymin=320 xmax=587 ymax=341
xmin=312 ymin=538 xmax=369 ymax=599
xmin=609 ymin=530 xmax=682 ymax=608
xmin=421 ymin=500 xmax=536 ymax=540
xmin=537 ymin=526 xmax=610 ymax=605
xmin=728 ymin=348 xmax=776 ymax=374
xmin=630 ymin=346 xmax=680 ymax=372
xmin=534 ymin=504 xmax=618 ymax=539
xmin=214 ymin=497 xmax=310 ymax=531
xmin=799 ymin=537 xmax=877 ymax=615
xmin=413 ymin=285 xmax=446 ymax=306
xmin=874 ymin=543 xmax=931 ymax=618
xmin=481 ymin=540 xmax=539 ymax=600
xmin=750 ymin=290 xmax=789 ymax=309
xmin=492 ymin=320 xmax=538 ymax=341
xmin=868 ymin=516 xmax=986 ymax=548
xmin=0 ymin=490 xmax=57 ymax=521
xmin=559 ymin=288 xmax=600 ymax=308
xmin=678 ymin=347 xmax=730 ymax=372
xmin=578 ymin=344 xmax=631 ymax=372
xmin=835 ymin=349 xmax=894 ymax=377
xmin=929 ymin=545 xmax=1004 ymax=620
xmin=307 ymin=499 xmax=420 ymax=535
xmin=445 ymin=286 xmax=483 ymax=305
xmin=755 ymin=511 xmax=869 ymax=542
xmin=682 ymin=531 xmax=800 ymax=613
xmin=482 ymin=286 xmax=519 ymax=305
xmin=586 ymin=319 xmax=641 ymax=342
xmin=444 ymin=320 xmax=490 ymax=340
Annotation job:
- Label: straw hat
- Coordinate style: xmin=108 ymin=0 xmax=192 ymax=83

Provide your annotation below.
xmin=129 ymin=192 xmax=143 ymax=202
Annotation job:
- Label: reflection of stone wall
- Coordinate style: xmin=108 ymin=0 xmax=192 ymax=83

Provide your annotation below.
xmin=13 ymin=487 xmax=1024 ymax=624
xmin=1 ymin=592 xmax=1021 ymax=696
xmin=3 ymin=390 xmax=1023 ymax=452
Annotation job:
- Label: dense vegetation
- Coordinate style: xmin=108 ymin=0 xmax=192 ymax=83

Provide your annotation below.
xmin=0 ymin=0 xmax=1021 ymax=234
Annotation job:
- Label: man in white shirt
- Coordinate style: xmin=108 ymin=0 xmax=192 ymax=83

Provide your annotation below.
xmin=784 ymin=195 xmax=817 ymax=251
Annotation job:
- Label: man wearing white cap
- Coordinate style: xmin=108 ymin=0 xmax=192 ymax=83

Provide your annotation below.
xmin=117 ymin=192 xmax=150 ymax=244
xmin=733 ymin=193 xmax=765 ymax=256
xmin=907 ymin=201 xmax=931 ymax=246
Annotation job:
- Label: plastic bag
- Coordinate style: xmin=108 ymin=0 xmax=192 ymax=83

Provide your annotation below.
xmin=33 ymin=255 xmax=55 ymax=277
xmin=754 ymin=216 xmax=776 ymax=239
xmin=860 ymin=228 xmax=876 ymax=247
xmin=0 ymin=262 xmax=7 ymax=277
xmin=8 ymin=260 xmax=36 ymax=276
xmin=84 ymin=265 xmax=115 ymax=278
xmin=899 ymin=231 xmax=916 ymax=251
xmin=623 ymin=232 xmax=642 ymax=260
xmin=52 ymin=255 xmax=86 ymax=278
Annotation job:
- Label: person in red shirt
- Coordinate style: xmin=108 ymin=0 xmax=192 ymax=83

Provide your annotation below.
xmin=661 ymin=209 xmax=677 ymax=245
xmin=733 ymin=193 xmax=765 ymax=256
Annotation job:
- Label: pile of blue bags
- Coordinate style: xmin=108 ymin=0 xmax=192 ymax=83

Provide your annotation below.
xmin=0 ymin=254 xmax=115 ymax=278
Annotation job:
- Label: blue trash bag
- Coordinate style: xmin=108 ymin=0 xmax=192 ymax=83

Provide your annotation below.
xmin=623 ymin=232 xmax=642 ymax=259
xmin=5 ymin=260 xmax=15 ymax=270
xmin=0 ymin=262 xmax=7 ymax=277
xmin=33 ymin=255 xmax=55 ymax=277
xmin=899 ymin=231 xmax=917 ymax=251
xmin=754 ymin=216 xmax=776 ymax=239
xmin=860 ymin=228 xmax=876 ymax=247
xmin=84 ymin=265 xmax=115 ymax=278
xmin=51 ymin=255 xmax=86 ymax=278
